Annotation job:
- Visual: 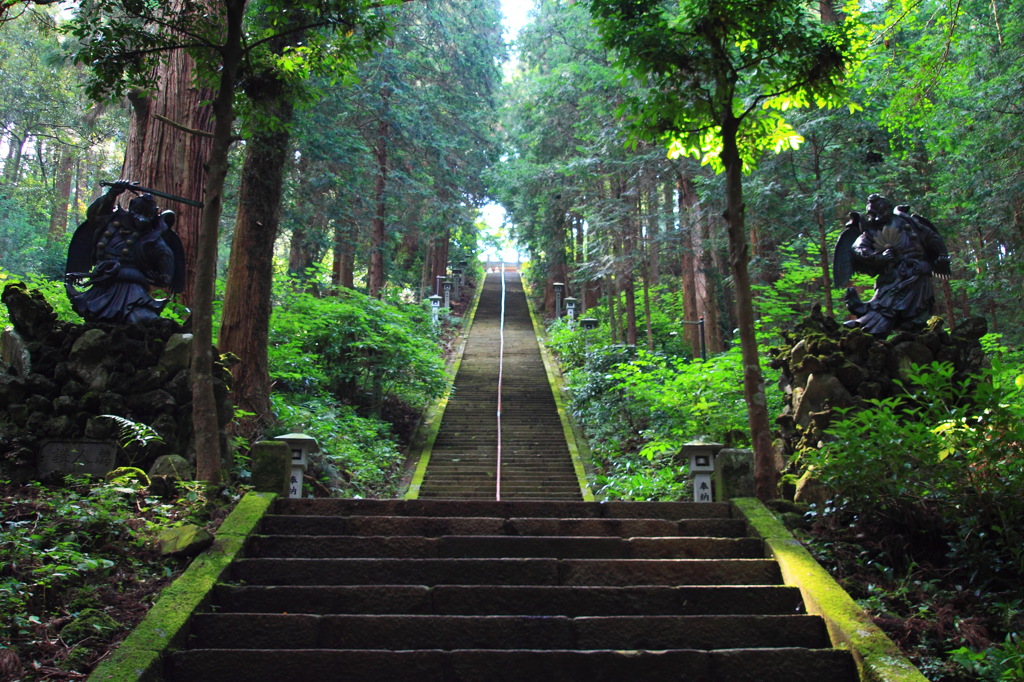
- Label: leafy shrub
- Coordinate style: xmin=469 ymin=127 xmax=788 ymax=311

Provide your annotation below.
xmin=270 ymin=395 xmax=407 ymax=498
xmin=949 ymin=634 xmax=1024 ymax=681
xmin=0 ymin=196 xmax=68 ymax=279
xmin=806 ymin=361 xmax=1024 ymax=589
xmin=269 ymin=277 xmax=447 ymax=413
xmin=0 ymin=268 xmax=78 ymax=326
xmin=551 ymin=319 xmax=780 ymax=501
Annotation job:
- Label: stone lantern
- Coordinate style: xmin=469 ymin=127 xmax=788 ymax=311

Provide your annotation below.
xmin=442 ymin=279 xmax=453 ymax=309
xmin=564 ymin=297 xmax=579 ymax=325
xmin=553 ymin=282 xmax=565 ymax=318
xmin=274 ymin=433 xmax=320 ymax=499
xmin=680 ymin=440 xmax=724 ymax=503
xmin=580 ymin=317 xmax=598 ymax=349
xmin=429 ymin=294 xmax=443 ymax=322
xmin=451 ymin=267 xmax=463 ymax=299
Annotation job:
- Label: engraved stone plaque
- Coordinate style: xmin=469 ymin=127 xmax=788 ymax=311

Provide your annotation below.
xmin=40 ymin=440 xmax=119 ymax=476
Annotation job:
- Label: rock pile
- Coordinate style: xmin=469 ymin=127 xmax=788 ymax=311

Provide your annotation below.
xmin=769 ymin=306 xmax=989 ymax=460
xmin=0 ymin=282 xmax=234 ymax=482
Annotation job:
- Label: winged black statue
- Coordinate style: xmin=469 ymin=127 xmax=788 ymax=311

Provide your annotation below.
xmin=832 ymin=194 xmax=951 ymax=336
xmin=65 ymin=181 xmax=186 ymax=324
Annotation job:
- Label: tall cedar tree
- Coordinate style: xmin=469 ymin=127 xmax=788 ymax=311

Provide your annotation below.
xmin=69 ymin=0 xmax=394 ymax=485
xmin=220 ymin=5 xmax=385 ymax=427
xmin=585 ymin=0 xmax=861 ymax=499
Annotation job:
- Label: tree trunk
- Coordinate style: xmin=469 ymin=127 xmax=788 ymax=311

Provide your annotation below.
xmin=641 ymin=238 xmax=654 ymax=352
xmin=703 ymin=227 xmax=727 ymax=353
xmin=288 ymin=224 xmax=321 ymax=277
xmin=646 ymin=178 xmax=660 ymax=290
xmin=368 ymin=80 xmax=391 ymax=299
xmin=332 ymin=218 xmax=357 ymax=290
xmin=720 ymin=115 xmax=777 ymax=502
xmin=122 ymin=17 xmax=215 ymax=305
xmin=810 ymin=139 xmax=835 ymax=316
xmin=619 ymin=181 xmax=638 ymax=346
xmin=677 ymin=173 xmax=702 ymax=357
xmin=6 ymin=133 xmax=26 ymax=183
xmin=192 ymin=0 xmax=246 ymax=487
xmin=219 ymin=86 xmax=294 ymax=428
xmin=432 ymin=228 xmax=449 ymax=295
xmin=421 ymin=237 xmax=436 ymax=300
xmin=48 ymin=147 xmax=75 ymax=239
xmin=606 ymin=275 xmax=619 ymax=343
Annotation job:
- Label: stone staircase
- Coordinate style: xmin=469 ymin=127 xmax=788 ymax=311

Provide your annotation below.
xmin=415 ymin=272 xmax=584 ymax=500
xmin=166 ymin=498 xmax=859 ymax=681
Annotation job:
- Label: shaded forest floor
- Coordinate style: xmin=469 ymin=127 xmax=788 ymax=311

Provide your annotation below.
xmin=791 ymin=506 xmax=1024 ymax=681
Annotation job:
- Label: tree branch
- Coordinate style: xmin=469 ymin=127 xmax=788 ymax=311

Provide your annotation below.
xmin=154 ymin=114 xmax=216 ymax=139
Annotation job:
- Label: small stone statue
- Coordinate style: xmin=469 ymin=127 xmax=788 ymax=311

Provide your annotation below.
xmin=832 ymin=194 xmax=951 ymax=336
xmin=65 ymin=182 xmax=185 ymax=323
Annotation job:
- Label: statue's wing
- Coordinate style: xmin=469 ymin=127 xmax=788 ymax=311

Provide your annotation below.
xmin=832 ymin=224 xmax=860 ymax=289
xmin=899 ymin=207 xmax=952 ymax=279
xmin=162 ymin=225 xmax=187 ymax=293
xmin=65 ymin=219 xmax=98 ymax=295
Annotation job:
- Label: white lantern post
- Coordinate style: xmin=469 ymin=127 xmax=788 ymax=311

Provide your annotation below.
xmin=274 ymin=433 xmax=320 ymax=499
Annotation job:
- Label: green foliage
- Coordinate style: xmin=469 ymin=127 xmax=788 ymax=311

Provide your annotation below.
xmin=0 ymin=196 xmax=62 ymax=277
xmin=268 ymin=276 xmax=447 ymax=412
xmin=949 ymin=634 xmax=1024 ymax=681
xmin=595 ymin=454 xmax=691 ymax=501
xmin=806 ymin=361 xmax=1024 ymax=588
xmin=584 ymin=0 xmax=866 ymax=170
xmin=0 ymin=269 xmax=79 ymax=326
xmin=551 ymin=317 xmax=780 ymax=500
xmin=101 ymin=415 xmax=165 ymax=452
xmin=270 ymin=395 xmax=407 ymax=498
xmin=610 ymin=347 xmax=765 ymax=458
xmin=0 ymin=476 xmax=218 ymax=668
xmin=265 ymin=273 xmax=450 ymax=497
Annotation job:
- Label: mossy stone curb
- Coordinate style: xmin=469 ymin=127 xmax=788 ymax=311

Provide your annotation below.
xmin=401 ymin=268 xmax=485 ymax=499
xmin=732 ymin=497 xmax=927 ymax=682
xmin=521 ymin=277 xmax=595 ymax=500
xmin=88 ymin=492 xmax=277 ymax=681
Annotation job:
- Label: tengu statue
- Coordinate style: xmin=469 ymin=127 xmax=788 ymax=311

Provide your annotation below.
xmin=65 ymin=181 xmax=186 ymax=323
xmin=833 ymin=194 xmax=951 ymax=336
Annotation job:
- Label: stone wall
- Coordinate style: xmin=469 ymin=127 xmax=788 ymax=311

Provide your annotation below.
xmin=769 ymin=306 xmax=988 ymax=461
xmin=0 ymin=283 xmax=234 ymax=481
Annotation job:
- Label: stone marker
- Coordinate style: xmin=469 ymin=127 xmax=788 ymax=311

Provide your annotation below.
xmin=39 ymin=440 xmax=118 ymax=477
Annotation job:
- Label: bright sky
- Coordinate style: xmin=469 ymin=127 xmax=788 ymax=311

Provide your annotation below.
xmin=501 ymin=0 xmax=533 ymax=42
xmin=476 ymin=0 xmax=534 ymax=262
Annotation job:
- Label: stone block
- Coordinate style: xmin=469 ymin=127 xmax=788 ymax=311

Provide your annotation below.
xmin=250 ymin=440 xmax=291 ymax=496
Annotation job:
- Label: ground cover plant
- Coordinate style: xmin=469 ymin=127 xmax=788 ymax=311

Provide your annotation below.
xmin=0 ymin=474 xmax=233 ymax=679
xmin=798 ymin=351 xmax=1024 ymax=680
xmin=265 ymin=273 xmax=451 ymax=498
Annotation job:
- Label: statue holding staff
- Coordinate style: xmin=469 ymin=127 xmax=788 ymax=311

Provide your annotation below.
xmin=65 ymin=181 xmax=188 ymax=324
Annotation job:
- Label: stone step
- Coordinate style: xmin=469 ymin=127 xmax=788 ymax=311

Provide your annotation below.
xmin=420 ymin=467 xmax=575 ymax=474
xmin=185 ymin=613 xmax=831 ymax=650
xmin=169 ymin=647 xmax=858 ymax=682
xmin=260 ymin=514 xmax=748 ymax=538
xmin=418 ymin=481 xmax=580 ymax=488
xmin=212 ymin=584 xmax=806 ymax=616
xmin=273 ymin=499 xmax=734 ymax=519
xmin=231 ymin=557 xmax=782 ymax=586
xmin=246 ymin=534 xmax=765 ymax=559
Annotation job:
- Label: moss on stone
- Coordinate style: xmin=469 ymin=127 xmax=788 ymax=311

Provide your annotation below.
xmin=732 ymin=497 xmax=928 ymax=682
xmin=87 ymin=492 xmax=276 ymax=682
